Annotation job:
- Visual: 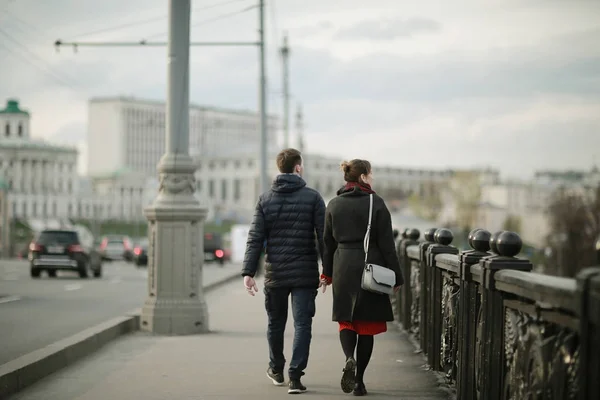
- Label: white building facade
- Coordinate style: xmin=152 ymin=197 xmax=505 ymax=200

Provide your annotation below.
xmin=0 ymin=99 xmax=154 ymax=234
xmin=476 ymin=168 xmax=600 ymax=248
xmin=194 ymin=151 xmax=454 ymax=223
xmin=87 ymin=96 xmax=279 ymax=177
xmin=0 ymin=100 xmax=80 ymax=222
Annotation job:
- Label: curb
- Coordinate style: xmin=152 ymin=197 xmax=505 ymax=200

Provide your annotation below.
xmin=0 ymin=269 xmax=241 ymax=399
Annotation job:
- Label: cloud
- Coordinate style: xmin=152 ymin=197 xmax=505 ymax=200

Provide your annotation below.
xmin=1 ymin=0 xmax=599 ymax=179
xmin=335 ymin=17 xmax=442 ymax=40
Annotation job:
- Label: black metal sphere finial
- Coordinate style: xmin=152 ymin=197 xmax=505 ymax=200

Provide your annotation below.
xmin=468 ymin=228 xmax=482 ymax=249
xmin=407 ymin=228 xmax=420 ymax=241
xmin=489 ymin=231 xmax=505 ymax=254
xmin=496 ymin=231 xmax=522 ymax=257
xmin=424 ymin=228 xmax=437 ymax=242
xmin=434 ymin=228 xmax=454 ymax=246
xmin=472 ymin=229 xmax=491 ymax=252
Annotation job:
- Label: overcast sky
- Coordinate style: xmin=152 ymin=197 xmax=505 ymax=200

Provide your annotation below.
xmin=1 ymin=0 xmax=599 ymax=179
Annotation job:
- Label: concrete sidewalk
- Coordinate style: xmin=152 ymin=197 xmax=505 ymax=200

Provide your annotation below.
xmin=9 ymin=277 xmax=449 ymax=400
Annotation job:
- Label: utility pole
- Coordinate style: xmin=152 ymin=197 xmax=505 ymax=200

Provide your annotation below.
xmin=280 ymin=33 xmax=290 ymax=149
xmin=53 ymin=0 xmax=270 ymax=196
xmin=296 ymin=103 xmax=304 ymax=152
xmin=140 ymin=0 xmax=209 ymax=335
xmin=295 ymin=103 xmax=305 ymax=181
xmin=258 ymin=0 xmax=268 ymax=194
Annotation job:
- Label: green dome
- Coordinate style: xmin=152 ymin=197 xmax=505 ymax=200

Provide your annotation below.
xmin=0 ymin=99 xmax=29 ymax=115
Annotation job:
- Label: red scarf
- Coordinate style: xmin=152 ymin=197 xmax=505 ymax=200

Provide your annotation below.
xmin=339 ymin=181 xmax=376 ymax=195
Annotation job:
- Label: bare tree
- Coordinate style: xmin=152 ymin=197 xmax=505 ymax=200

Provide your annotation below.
xmin=407 ymin=181 xmax=443 ymax=222
xmin=545 ymin=185 xmax=600 ymax=277
xmin=502 ymin=215 xmax=522 ymax=232
xmin=451 ymin=171 xmax=481 ymax=232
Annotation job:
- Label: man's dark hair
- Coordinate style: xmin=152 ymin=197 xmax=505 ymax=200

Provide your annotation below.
xmin=276 ymin=148 xmax=302 ymax=173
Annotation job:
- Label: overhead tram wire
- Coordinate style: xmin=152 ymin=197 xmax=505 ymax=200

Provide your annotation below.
xmin=0 ymin=41 xmax=80 ymax=91
xmin=142 ymin=4 xmax=258 ymax=41
xmin=0 ymin=27 xmax=81 ymax=89
xmin=62 ymin=0 xmax=251 ymax=41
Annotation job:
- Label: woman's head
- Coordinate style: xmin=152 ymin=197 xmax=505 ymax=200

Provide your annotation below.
xmin=340 ymin=159 xmax=373 ymax=185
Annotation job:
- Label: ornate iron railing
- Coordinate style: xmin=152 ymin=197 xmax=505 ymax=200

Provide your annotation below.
xmin=393 ymin=227 xmax=600 ymax=400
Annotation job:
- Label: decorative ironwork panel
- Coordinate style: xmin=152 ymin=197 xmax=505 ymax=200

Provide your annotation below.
xmin=475 ymin=291 xmax=483 ymax=399
xmin=503 ymin=308 xmax=579 ymax=399
xmin=410 ymin=259 xmax=421 ymax=339
xmin=440 ymin=275 xmax=460 ymax=383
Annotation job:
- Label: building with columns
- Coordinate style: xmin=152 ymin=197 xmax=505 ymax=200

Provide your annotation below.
xmin=0 ymin=99 xmax=79 ymax=221
xmin=194 ymin=151 xmax=455 ymax=223
xmin=0 ymin=99 xmax=155 ymax=240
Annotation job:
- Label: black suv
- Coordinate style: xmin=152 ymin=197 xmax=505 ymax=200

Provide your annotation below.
xmin=29 ymin=229 xmax=102 ymax=278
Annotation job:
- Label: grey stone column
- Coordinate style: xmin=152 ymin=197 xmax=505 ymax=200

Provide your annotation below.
xmin=140 ymin=0 xmax=209 ymax=335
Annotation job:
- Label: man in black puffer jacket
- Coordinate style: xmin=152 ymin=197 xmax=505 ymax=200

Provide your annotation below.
xmin=242 ymin=148 xmax=325 ymax=394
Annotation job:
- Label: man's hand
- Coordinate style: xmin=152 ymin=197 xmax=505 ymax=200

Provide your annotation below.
xmin=244 ymin=276 xmax=259 ymax=296
xmin=319 ymin=278 xmax=330 ymax=293
xmin=393 ymin=285 xmax=401 ymax=294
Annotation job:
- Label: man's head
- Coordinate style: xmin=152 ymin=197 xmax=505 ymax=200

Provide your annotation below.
xmin=276 ymin=148 xmax=303 ymax=175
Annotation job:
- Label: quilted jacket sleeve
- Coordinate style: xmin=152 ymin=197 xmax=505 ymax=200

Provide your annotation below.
xmin=241 ymin=197 xmax=266 ymax=277
xmin=313 ymin=192 xmax=326 ymax=263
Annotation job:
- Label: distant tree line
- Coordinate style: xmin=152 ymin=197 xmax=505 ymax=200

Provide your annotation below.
xmin=544 ymin=185 xmax=600 ymax=277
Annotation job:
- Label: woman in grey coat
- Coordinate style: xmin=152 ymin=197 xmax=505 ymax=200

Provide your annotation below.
xmin=321 ymin=159 xmax=404 ymax=396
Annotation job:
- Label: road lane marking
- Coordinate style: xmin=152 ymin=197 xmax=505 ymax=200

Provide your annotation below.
xmin=0 ymin=295 xmax=21 ymax=304
xmin=64 ymin=284 xmax=82 ymax=291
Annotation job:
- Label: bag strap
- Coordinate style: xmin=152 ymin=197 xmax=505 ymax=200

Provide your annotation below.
xmin=363 ymin=194 xmax=373 ymax=264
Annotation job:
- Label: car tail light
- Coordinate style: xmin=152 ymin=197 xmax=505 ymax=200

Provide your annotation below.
xmin=134 ymin=247 xmax=141 ymax=256
xmin=100 ymin=238 xmax=108 ymax=250
xmin=215 ymin=249 xmax=224 ymax=258
xmin=68 ymin=244 xmax=84 ymax=253
xmin=29 ymin=242 xmax=43 ymax=252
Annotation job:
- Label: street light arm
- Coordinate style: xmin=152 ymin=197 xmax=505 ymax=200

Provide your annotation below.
xmin=53 ymin=39 xmax=259 ymax=49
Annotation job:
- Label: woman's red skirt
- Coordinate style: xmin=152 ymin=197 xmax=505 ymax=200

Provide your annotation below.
xmin=338 ymin=320 xmax=387 ymax=335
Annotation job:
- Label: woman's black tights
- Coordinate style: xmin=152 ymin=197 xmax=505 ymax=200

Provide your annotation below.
xmin=340 ymin=329 xmax=374 ymax=383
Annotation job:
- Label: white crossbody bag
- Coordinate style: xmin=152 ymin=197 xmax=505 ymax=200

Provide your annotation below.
xmin=361 ymin=194 xmax=397 ymax=295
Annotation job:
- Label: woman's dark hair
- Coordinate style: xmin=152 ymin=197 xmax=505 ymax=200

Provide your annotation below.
xmin=340 ymin=159 xmax=371 ymax=183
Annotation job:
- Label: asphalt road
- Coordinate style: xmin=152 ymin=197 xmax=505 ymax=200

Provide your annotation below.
xmin=0 ymin=258 xmax=240 ymax=365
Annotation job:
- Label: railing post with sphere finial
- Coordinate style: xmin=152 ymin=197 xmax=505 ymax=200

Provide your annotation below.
xmin=456 ymin=228 xmax=491 ymax=400
xmin=419 ymin=228 xmax=438 ymax=356
xmin=479 ymin=231 xmax=532 ymax=400
xmin=425 ymin=228 xmax=459 ymax=371
xmin=396 ymin=228 xmax=421 ymax=330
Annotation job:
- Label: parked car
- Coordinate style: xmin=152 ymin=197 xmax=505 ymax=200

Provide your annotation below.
xmin=99 ymin=235 xmax=133 ymax=261
xmin=204 ymin=232 xmax=227 ymax=265
xmin=28 ymin=229 xmax=102 ymax=278
xmin=133 ymin=238 xmax=149 ymax=267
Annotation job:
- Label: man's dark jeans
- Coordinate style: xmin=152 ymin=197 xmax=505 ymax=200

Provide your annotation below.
xmin=264 ymin=287 xmax=317 ymax=380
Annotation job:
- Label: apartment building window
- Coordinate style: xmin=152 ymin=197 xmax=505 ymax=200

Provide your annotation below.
xmin=32 ymin=202 xmax=37 ymax=217
xmin=42 ymin=201 xmax=47 ymax=217
xmin=221 ymin=179 xmax=227 ymax=201
xmin=209 ymin=179 xmax=215 ymax=198
xmin=18 ymin=123 xmax=23 ymax=136
xmin=68 ymin=203 xmax=72 ymax=217
xmin=234 ymin=179 xmax=241 ymax=201
xmin=4 ymin=123 xmax=9 ymax=136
